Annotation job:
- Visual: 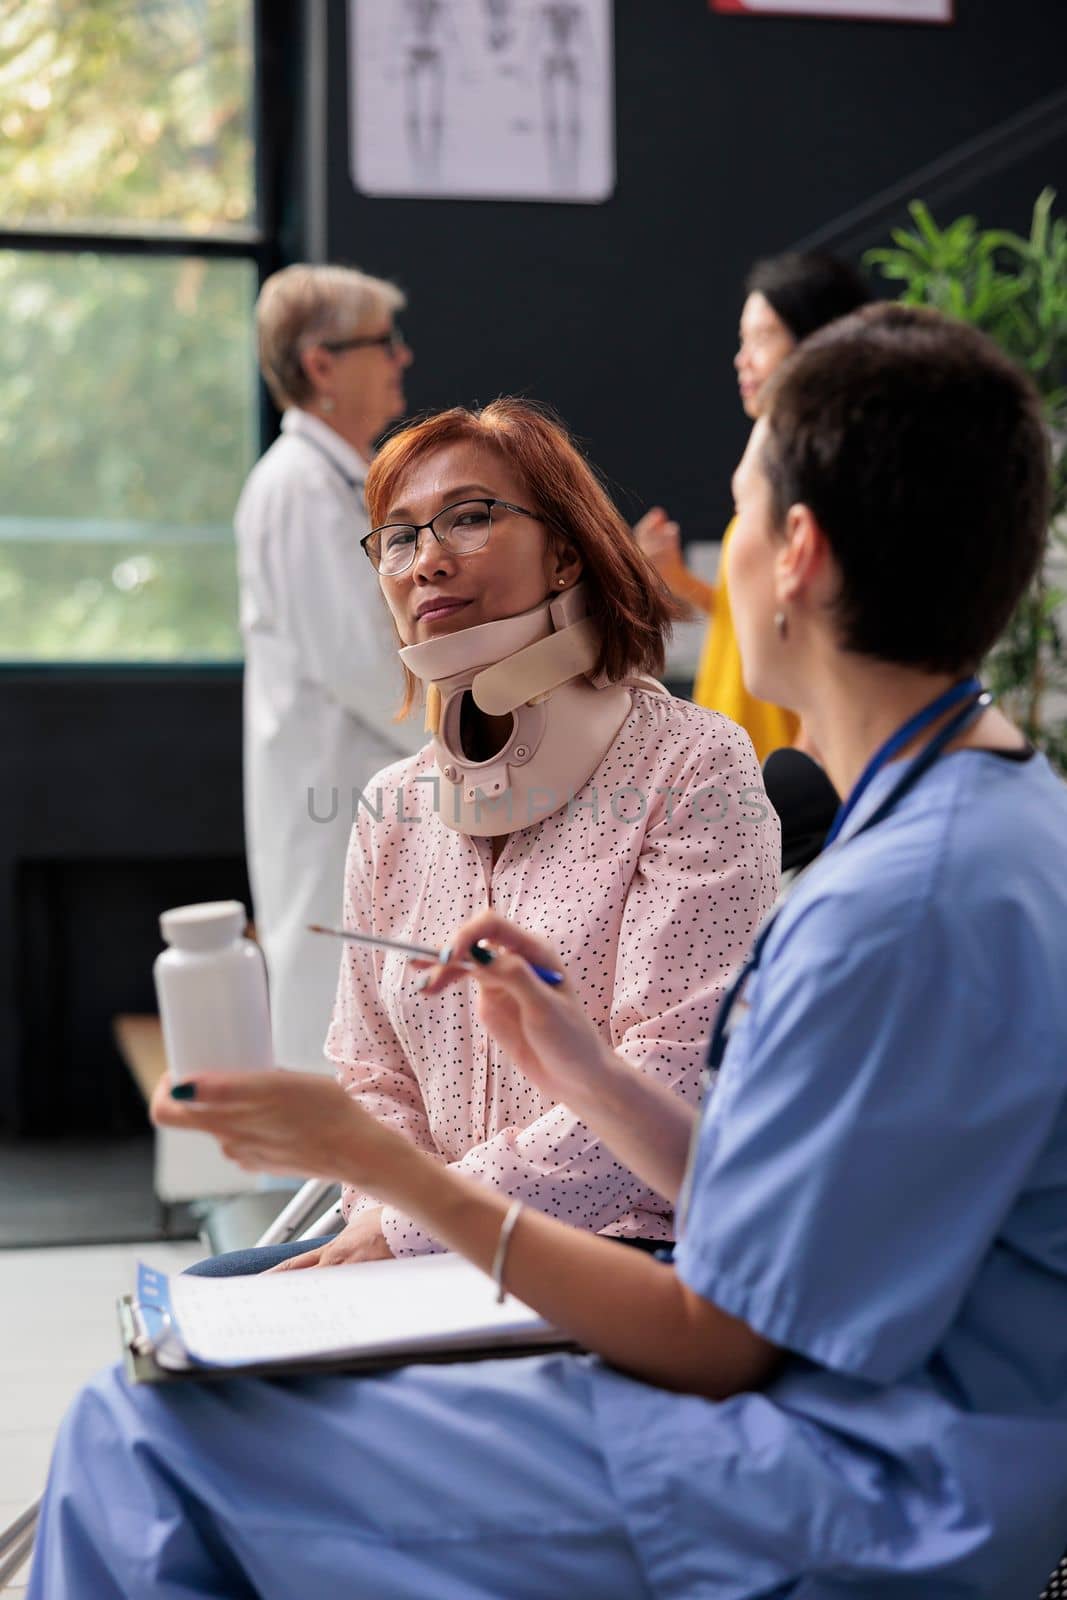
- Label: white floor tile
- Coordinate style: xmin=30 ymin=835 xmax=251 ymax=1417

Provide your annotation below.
xmin=0 ymin=1240 xmax=202 ymax=1515
xmin=0 ymin=1433 xmax=53 ymax=1507
xmin=0 ymin=1240 xmax=205 ymax=1592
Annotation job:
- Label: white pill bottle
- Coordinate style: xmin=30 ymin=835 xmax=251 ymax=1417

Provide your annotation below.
xmin=152 ymin=900 xmax=273 ymax=1198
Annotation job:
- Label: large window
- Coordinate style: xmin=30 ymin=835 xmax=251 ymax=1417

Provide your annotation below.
xmin=0 ymin=0 xmax=263 ymax=660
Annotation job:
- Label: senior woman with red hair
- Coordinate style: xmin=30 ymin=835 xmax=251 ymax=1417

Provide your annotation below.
xmin=195 ymin=397 xmax=778 ymax=1273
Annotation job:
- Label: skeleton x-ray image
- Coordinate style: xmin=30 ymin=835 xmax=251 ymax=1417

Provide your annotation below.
xmin=350 ymin=0 xmax=614 ymax=203
xmin=484 ymin=0 xmax=519 ymax=54
xmin=533 ymin=3 xmax=597 ymax=191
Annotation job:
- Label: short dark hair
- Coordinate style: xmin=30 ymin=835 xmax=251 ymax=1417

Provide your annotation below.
xmin=760 ymin=303 xmax=1051 ymax=674
xmin=744 ymin=251 xmax=872 ymax=343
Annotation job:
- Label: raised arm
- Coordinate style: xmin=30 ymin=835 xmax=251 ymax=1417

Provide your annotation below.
xmin=633 ymin=507 xmax=716 ymax=615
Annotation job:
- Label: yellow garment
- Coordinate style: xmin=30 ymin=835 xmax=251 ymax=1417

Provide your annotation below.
xmin=686 ymin=520 xmax=799 ymax=765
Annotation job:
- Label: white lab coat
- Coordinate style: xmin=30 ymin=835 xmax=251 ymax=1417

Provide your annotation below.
xmin=235 ymin=408 xmax=424 ymax=1072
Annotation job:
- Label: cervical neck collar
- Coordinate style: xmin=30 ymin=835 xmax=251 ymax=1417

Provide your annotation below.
xmin=399 ymin=583 xmax=661 ymax=836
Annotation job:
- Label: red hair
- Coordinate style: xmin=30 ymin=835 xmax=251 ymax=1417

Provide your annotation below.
xmin=365 ymin=398 xmax=681 ymax=717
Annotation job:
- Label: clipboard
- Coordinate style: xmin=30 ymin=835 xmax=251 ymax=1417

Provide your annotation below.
xmin=117 ymin=1257 xmax=576 ymax=1385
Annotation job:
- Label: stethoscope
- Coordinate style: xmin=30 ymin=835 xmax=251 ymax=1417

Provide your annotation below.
xmin=668 ymin=675 xmax=991 ymax=1246
xmin=294 ymin=430 xmax=365 ymax=495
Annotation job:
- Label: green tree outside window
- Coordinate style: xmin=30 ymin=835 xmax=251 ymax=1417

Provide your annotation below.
xmin=0 ymin=0 xmax=257 ymax=661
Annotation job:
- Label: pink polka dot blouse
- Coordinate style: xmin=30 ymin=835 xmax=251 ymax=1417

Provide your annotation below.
xmin=325 ymin=689 xmax=780 ymax=1254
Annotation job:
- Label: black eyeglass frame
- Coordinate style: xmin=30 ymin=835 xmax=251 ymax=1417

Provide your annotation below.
xmin=361 ymin=497 xmax=543 ymax=575
xmin=319 ymin=327 xmax=407 ymax=356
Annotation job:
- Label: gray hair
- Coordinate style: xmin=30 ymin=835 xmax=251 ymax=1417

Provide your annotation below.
xmin=255 ymin=263 xmax=406 ymax=409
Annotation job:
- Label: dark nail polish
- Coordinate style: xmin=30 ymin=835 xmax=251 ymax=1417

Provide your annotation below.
xmin=170 ymin=1081 xmax=197 ymax=1100
xmin=470 ymin=942 xmax=495 ymax=967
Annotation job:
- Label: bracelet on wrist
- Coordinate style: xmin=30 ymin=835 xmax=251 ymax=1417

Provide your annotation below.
xmin=491 ymin=1200 xmax=523 ymax=1304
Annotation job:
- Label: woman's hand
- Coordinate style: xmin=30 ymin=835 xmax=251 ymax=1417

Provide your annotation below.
xmin=150 ymin=1070 xmax=415 ymax=1197
xmin=633 ymin=506 xmax=683 ymax=574
xmin=267 ymin=1206 xmax=393 ymax=1273
xmin=418 ymin=913 xmax=619 ymax=1122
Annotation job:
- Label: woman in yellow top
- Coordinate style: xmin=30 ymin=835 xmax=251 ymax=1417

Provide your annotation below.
xmin=638 ymin=251 xmax=871 ymax=764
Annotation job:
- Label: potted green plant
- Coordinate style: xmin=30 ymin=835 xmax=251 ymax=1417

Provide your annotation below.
xmin=866 ymin=189 xmax=1067 ymax=770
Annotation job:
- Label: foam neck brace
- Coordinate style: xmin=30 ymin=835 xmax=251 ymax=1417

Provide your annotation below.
xmin=398 ymin=584 xmax=649 ymax=836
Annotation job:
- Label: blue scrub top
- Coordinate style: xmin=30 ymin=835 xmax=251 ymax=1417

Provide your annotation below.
xmin=592 ymin=749 xmax=1067 ymax=1599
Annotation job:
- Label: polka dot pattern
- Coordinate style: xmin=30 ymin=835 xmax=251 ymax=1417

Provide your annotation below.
xmin=325 ymin=690 xmax=781 ymax=1254
xmin=1042 ymin=1554 xmax=1067 ymax=1599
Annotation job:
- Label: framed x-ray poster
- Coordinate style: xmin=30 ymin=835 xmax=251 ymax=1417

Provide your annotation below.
xmin=350 ymin=0 xmax=615 ymax=203
xmin=711 ymin=0 xmax=953 ymax=21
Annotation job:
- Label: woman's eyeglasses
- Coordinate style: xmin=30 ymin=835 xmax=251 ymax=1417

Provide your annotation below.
xmin=320 ymin=327 xmax=407 ymax=357
xmin=362 ymin=498 xmax=541 ymax=577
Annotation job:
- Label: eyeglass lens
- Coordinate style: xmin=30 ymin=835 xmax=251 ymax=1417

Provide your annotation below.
xmin=328 ymin=328 xmax=403 ymax=354
xmin=375 ymin=500 xmax=495 ymax=575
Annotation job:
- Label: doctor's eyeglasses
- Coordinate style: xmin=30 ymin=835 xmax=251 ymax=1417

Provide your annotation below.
xmin=362 ymin=498 xmax=542 ymax=577
xmin=320 ymin=327 xmax=407 ymax=357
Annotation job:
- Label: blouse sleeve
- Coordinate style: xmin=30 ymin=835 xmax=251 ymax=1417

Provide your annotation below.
xmin=675 ymin=886 xmax=1060 ymax=1384
xmin=379 ymin=717 xmax=781 ymax=1256
xmin=325 ymin=813 xmax=441 ymax=1219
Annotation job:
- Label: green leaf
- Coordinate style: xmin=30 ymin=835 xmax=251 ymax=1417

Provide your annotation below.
xmin=852 ymin=188 xmax=1067 ymax=765
xmin=869 ymin=262 xmax=922 ymax=283
xmin=910 ymin=200 xmax=945 ymax=250
xmin=1030 ymin=187 xmax=1056 ymax=255
xmin=888 ymin=226 xmax=932 ymax=263
xmin=982 ymin=229 xmax=1030 ymax=254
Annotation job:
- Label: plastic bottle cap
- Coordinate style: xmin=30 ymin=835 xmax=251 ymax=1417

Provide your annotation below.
xmin=159 ymin=900 xmax=247 ymax=951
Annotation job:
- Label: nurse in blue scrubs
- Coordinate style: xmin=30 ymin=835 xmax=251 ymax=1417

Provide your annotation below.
xmin=29 ymin=304 xmax=1067 ymax=1599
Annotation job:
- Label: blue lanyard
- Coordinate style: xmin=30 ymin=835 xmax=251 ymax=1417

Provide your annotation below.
xmin=822 ymin=675 xmax=982 ymax=847
xmin=705 ymin=678 xmax=990 ymax=1076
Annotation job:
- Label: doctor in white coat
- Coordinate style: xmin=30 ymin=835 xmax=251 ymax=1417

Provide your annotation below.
xmin=236 ymin=264 xmax=424 ymax=1073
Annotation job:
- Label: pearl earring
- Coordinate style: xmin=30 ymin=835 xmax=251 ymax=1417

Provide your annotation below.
xmin=774 ymin=610 xmax=789 ymax=640
xmin=320 ymin=396 xmax=335 ymax=415
xmin=557 ymin=579 xmax=566 ymax=587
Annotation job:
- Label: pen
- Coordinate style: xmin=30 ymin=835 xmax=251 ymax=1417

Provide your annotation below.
xmin=307 ymin=925 xmax=565 ymax=987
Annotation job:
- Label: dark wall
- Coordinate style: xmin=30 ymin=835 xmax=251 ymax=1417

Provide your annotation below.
xmin=0 ymin=671 xmax=247 ymax=1134
xmin=327 ymin=0 xmax=1067 ymax=536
